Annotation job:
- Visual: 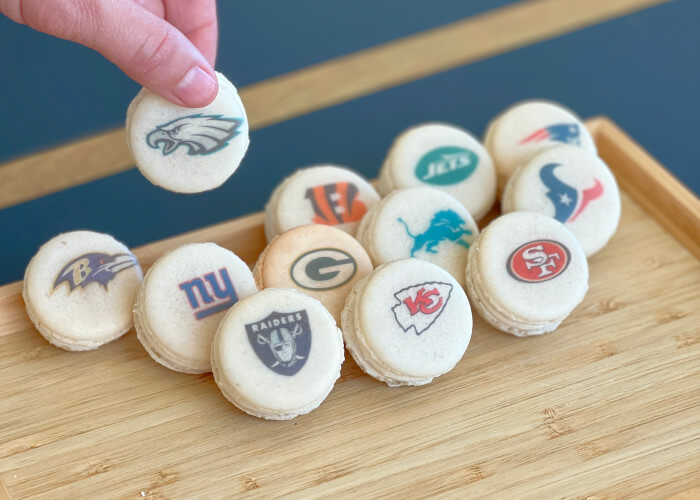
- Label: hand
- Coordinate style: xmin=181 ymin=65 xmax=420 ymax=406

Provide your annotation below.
xmin=0 ymin=0 xmax=219 ymax=107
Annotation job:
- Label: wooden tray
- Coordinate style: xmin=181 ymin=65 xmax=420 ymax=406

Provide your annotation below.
xmin=0 ymin=118 xmax=698 ymax=499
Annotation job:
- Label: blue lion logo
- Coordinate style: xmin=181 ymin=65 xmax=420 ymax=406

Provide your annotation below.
xmin=146 ymin=114 xmax=243 ymax=156
xmin=398 ymin=209 xmax=472 ymax=257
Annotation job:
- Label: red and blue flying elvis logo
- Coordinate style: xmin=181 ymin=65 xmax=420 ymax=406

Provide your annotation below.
xmin=54 ymin=253 xmax=138 ymax=293
xmin=539 ymin=163 xmax=604 ymax=223
xmin=519 ymin=123 xmax=581 ymax=146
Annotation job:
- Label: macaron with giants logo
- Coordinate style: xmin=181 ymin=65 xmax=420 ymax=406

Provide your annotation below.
xmin=23 ymin=231 xmax=143 ymax=351
xmin=465 ymin=212 xmax=589 ymax=336
xmin=126 ymin=71 xmax=249 ymax=193
xmin=133 ymin=243 xmax=257 ymax=374
xmin=378 ymin=123 xmax=497 ymax=220
xmin=211 ymin=288 xmax=344 ymax=420
xmin=341 ymin=259 xmax=472 ymax=386
xmin=253 ymin=225 xmax=372 ymax=322
xmin=264 ymin=165 xmax=380 ymax=241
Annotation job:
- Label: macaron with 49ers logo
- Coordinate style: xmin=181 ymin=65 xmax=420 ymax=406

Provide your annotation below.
xmin=378 ymin=122 xmax=497 ymax=220
xmin=465 ymin=212 xmax=588 ymax=336
xmin=133 ymin=243 xmax=257 ymax=374
xmin=211 ymin=288 xmax=344 ymax=420
xmin=126 ymin=71 xmax=249 ymax=193
xmin=23 ymin=231 xmax=143 ymax=351
xmin=263 ymin=165 xmax=380 ymax=242
xmin=341 ymin=259 xmax=472 ymax=386
xmin=253 ymin=225 xmax=372 ymax=322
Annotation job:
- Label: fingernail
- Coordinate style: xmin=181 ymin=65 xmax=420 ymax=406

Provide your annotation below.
xmin=174 ymin=66 xmax=218 ymax=107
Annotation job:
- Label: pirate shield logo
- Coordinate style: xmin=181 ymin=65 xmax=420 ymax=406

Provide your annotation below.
xmin=245 ymin=310 xmax=312 ymax=376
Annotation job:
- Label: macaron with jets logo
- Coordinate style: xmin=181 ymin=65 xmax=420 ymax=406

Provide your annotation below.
xmin=246 ymin=310 xmax=312 ymax=376
xmin=414 ymin=146 xmax=479 ymax=185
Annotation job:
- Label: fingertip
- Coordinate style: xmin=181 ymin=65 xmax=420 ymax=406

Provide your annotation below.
xmin=172 ymin=65 xmax=218 ymax=107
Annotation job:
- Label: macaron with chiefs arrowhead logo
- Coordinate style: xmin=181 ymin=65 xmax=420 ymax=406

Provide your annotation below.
xmin=133 ymin=243 xmax=257 ymax=374
xmin=378 ymin=122 xmax=497 ymax=220
xmin=23 ymin=231 xmax=143 ymax=351
xmin=341 ymin=258 xmax=472 ymax=386
xmin=253 ymin=225 xmax=372 ymax=322
xmin=126 ymin=71 xmax=249 ymax=193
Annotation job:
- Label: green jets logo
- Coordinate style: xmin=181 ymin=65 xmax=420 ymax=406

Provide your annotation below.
xmin=414 ymin=146 xmax=478 ymax=185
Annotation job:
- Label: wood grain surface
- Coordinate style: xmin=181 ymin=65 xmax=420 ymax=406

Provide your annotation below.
xmin=0 ymin=119 xmax=698 ymax=498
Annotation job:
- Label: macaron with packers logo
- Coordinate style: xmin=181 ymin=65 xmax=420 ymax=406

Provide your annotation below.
xmin=126 ymin=72 xmax=249 ymax=193
xmin=378 ymin=123 xmax=497 ymax=220
xmin=502 ymin=145 xmax=621 ymax=256
xmin=253 ymin=225 xmax=372 ymax=322
xmin=23 ymin=231 xmax=143 ymax=351
xmin=341 ymin=259 xmax=472 ymax=386
xmin=465 ymin=212 xmax=589 ymax=336
xmin=211 ymin=288 xmax=344 ymax=420
xmin=133 ymin=243 xmax=257 ymax=374
xmin=356 ymin=187 xmax=478 ymax=287
xmin=264 ymin=165 xmax=380 ymax=241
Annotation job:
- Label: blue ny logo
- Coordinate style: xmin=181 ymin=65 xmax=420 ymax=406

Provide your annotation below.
xmin=178 ymin=268 xmax=239 ymax=320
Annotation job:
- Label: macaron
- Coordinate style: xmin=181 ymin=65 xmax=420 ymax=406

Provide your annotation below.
xmin=23 ymin=231 xmax=143 ymax=351
xmin=341 ymin=259 xmax=472 ymax=386
xmin=356 ymin=187 xmax=479 ymax=287
xmin=501 ymin=145 xmax=621 ymax=256
xmin=378 ymin=122 xmax=497 ymax=220
xmin=484 ymin=100 xmax=596 ymax=189
xmin=264 ymin=165 xmax=380 ymax=241
xmin=126 ymin=71 xmax=249 ymax=193
xmin=133 ymin=243 xmax=257 ymax=374
xmin=211 ymin=288 xmax=344 ymax=420
xmin=465 ymin=212 xmax=589 ymax=336
xmin=253 ymin=225 xmax=372 ymax=322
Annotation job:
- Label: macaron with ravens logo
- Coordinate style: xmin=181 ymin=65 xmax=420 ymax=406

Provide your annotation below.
xmin=126 ymin=71 xmax=249 ymax=193
xmin=133 ymin=243 xmax=257 ymax=374
xmin=211 ymin=288 xmax=344 ymax=420
xmin=23 ymin=231 xmax=143 ymax=351
xmin=341 ymin=259 xmax=472 ymax=386
xmin=253 ymin=225 xmax=372 ymax=322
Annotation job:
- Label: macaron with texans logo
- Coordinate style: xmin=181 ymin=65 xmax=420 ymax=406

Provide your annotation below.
xmin=341 ymin=259 xmax=472 ymax=386
xmin=465 ymin=212 xmax=589 ymax=336
xmin=502 ymin=145 xmax=621 ymax=256
xmin=264 ymin=165 xmax=380 ymax=241
xmin=253 ymin=225 xmax=372 ymax=322
xmin=126 ymin=71 xmax=249 ymax=193
xmin=211 ymin=288 xmax=344 ymax=420
xmin=356 ymin=187 xmax=478 ymax=287
xmin=23 ymin=231 xmax=143 ymax=351
xmin=378 ymin=122 xmax=497 ymax=220
xmin=133 ymin=243 xmax=257 ymax=374
xmin=483 ymin=100 xmax=597 ymax=189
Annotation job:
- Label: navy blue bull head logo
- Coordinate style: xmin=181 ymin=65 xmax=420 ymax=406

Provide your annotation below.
xmin=519 ymin=123 xmax=581 ymax=146
xmin=146 ymin=114 xmax=243 ymax=156
xmin=245 ymin=310 xmax=311 ymax=376
xmin=397 ymin=209 xmax=472 ymax=257
xmin=54 ymin=253 xmax=138 ymax=293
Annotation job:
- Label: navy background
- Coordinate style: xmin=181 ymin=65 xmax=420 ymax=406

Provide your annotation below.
xmin=0 ymin=0 xmax=698 ymax=284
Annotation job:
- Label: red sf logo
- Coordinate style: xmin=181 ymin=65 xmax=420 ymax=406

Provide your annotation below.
xmin=507 ymin=240 xmax=570 ymax=283
xmin=403 ymin=287 xmax=443 ymax=315
xmin=392 ymin=282 xmax=452 ymax=335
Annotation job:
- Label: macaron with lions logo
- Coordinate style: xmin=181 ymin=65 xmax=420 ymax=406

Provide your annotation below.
xmin=253 ymin=225 xmax=372 ymax=322
xmin=23 ymin=231 xmax=143 ymax=351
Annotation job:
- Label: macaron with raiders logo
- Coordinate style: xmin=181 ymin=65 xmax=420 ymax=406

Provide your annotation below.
xmin=378 ymin=123 xmax=497 ymax=220
xmin=263 ymin=165 xmax=380 ymax=241
xmin=356 ymin=187 xmax=478 ymax=287
xmin=501 ymin=145 xmax=621 ymax=256
xmin=133 ymin=243 xmax=257 ymax=374
xmin=23 ymin=231 xmax=143 ymax=351
xmin=126 ymin=71 xmax=249 ymax=193
xmin=341 ymin=259 xmax=472 ymax=386
xmin=483 ymin=100 xmax=596 ymax=189
xmin=253 ymin=225 xmax=372 ymax=322
xmin=465 ymin=212 xmax=588 ymax=336
xmin=211 ymin=288 xmax=344 ymax=420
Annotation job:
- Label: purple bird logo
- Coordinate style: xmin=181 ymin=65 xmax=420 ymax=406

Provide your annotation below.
xmin=519 ymin=123 xmax=581 ymax=146
xmin=54 ymin=253 xmax=138 ymax=293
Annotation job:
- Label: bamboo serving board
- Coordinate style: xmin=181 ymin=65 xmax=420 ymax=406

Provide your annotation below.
xmin=0 ymin=118 xmax=698 ymax=499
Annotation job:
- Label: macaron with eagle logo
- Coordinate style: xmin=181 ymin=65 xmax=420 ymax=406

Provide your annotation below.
xmin=465 ymin=212 xmax=589 ymax=336
xmin=211 ymin=288 xmax=344 ymax=420
xmin=341 ymin=259 xmax=472 ymax=386
xmin=23 ymin=231 xmax=143 ymax=351
xmin=126 ymin=71 xmax=249 ymax=193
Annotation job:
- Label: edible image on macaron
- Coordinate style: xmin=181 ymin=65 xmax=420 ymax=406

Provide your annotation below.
xmin=378 ymin=123 xmax=497 ymax=220
xmin=126 ymin=72 xmax=249 ymax=193
xmin=264 ymin=165 xmax=380 ymax=241
xmin=23 ymin=231 xmax=143 ymax=351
